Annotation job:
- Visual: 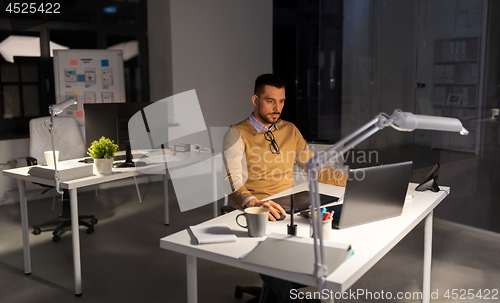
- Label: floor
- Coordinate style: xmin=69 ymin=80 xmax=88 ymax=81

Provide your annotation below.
xmin=0 ymin=180 xmax=499 ymax=303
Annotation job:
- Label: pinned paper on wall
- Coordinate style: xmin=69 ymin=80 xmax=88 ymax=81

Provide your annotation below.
xmin=84 ymin=91 xmax=96 ymax=103
xmin=70 ymin=59 xmax=78 ymax=66
xmin=84 ymin=68 xmax=96 ymax=87
xmin=101 ymin=59 xmax=109 ymax=67
xmin=64 ymin=68 xmax=77 ymax=86
xmin=101 ymin=92 xmax=114 ymax=103
xmin=75 ymin=111 xmax=84 ymax=118
xmin=77 ymin=74 xmax=85 ymax=82
xmin=102 ymin=67 xmax=113 ymax=88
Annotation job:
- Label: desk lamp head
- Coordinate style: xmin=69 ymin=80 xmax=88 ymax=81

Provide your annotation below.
xmin=49 ymin=99 xmax=77 ymax=116
xmin=383 ymin=109 xmax=469 ymax=135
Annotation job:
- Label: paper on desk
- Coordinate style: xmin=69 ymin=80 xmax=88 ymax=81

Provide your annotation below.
xmin=189 ymin=223 xmax=237 ymax=244
xmin=241 ymin=233 xmax=351 ymax=276
xmin=147 ymin=154 xmax=181 ymax=163
xmin=134 ymin=149 xmax=181 ymax=163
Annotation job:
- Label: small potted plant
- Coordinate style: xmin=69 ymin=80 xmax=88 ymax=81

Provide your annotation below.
xmin=87 ymin=136 xmax=118 ymax=175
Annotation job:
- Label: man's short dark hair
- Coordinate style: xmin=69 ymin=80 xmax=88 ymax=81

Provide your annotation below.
xmin=254 ymin=74 xmax=285 ymax=96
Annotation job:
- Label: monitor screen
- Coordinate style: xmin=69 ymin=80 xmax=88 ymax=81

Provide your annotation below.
xmin=84 ymin=103 xmax=151 ymax=151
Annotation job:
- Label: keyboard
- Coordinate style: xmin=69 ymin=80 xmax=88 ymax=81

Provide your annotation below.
xmin=79 ymin=154 xmax=127 ymax=164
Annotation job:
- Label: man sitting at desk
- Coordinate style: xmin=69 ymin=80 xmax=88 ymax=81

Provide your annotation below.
xmin=223 ymin=73 xmax=346 ymax=302
xmin=224 ymin=73 xmax=346 ymax=220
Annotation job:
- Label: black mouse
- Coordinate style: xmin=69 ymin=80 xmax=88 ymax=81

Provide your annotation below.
xmin=271 ymin=212 xmax=286 ymax=221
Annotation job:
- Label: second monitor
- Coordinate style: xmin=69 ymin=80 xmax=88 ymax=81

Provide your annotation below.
xmin=84 ymin=102 xmax=152 ymax=151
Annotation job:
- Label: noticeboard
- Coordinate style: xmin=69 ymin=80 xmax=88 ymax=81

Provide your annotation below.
xmin=53 ymin=49 xmax=126 ymax=126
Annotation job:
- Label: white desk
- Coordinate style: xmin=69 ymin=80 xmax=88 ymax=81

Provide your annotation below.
xmin=3 ymin=157 xmax=167 ymax=296
xmin=3 ymin=149 xmax=215 ymax=296
xmin=160 ymin=182 xmax=449 ymax=303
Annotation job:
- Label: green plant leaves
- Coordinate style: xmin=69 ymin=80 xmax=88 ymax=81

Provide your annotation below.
xmin=87 ymin=136 xmax=118 ymax=159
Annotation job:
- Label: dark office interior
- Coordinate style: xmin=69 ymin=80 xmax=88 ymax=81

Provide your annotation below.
xmin=0 ymin=1 xmax=499 ymax=302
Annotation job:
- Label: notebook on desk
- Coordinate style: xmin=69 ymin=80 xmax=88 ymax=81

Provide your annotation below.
xmin=326 ymin=161 xmax=413 ymax=229
xmin=241 ymin=233 xmax=351 ymax=276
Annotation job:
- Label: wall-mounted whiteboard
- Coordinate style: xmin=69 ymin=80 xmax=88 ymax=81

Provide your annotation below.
xmin=53 ymin=49 xmax=126 ymax=126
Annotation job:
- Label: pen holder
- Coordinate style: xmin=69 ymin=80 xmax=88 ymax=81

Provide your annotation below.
xmin=310 ymin=218 xmax=332 ymax=241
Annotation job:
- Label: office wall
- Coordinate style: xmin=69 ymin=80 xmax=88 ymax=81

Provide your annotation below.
xmin=148 ymin=0 xmax=273 ymax=128
xmin=147 ymin=0 xmax=173 ymax=102
xmin=343 ymin=0 xmax=418 ymax=149
xmin=343 ymin=0 xmax=485 ymax=148
xmin=342 ymin=0 xmax=374 ymax=147
xmin=343 ymin=0 xmax=500 ymax=233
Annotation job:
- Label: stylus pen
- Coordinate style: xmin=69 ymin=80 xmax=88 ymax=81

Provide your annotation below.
xmin=288 ymin=193 xmax=297 ymax=235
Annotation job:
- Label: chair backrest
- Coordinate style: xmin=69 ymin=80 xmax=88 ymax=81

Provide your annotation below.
xmin=29 ymin=116 xmax=87 ymax=164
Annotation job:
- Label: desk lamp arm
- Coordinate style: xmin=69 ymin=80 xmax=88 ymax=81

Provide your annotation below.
xmin=47 ymin=99 xmax=77 ymax=194
xmin=304 ymin=109 xmax=468 ymax=291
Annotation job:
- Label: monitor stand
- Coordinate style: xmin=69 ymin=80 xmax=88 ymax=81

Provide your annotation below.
xmin=113 ymin=144 xmax=135 ymax=168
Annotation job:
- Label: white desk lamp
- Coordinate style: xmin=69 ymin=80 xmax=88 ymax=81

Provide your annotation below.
xmin=303 ymin=109 xmax=468 ymax=292
xmin=47 ymin=99 xmax=78 ymax=194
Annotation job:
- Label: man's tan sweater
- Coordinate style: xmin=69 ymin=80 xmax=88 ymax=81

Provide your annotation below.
xmin=224 ymin=119 xmax=347 ymax=208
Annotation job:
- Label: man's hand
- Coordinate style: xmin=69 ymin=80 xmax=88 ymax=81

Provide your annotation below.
xmin=246 ymin=198 xmax=286 ymax=222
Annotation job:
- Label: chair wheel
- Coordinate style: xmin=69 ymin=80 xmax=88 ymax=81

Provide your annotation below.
xmin=86 ymin=227 xmax=94 ymax=234
xmin=90 ymin=218 xmax=98 ymax=225
xmin=235 ymin=285 xmax=243 ymax=298
xmin=53 ymin=235 xmax=61 ymax=243
xmin=32 ymin=228 xmax=41 ymax=235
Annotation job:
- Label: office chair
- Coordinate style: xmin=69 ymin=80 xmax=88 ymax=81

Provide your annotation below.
xmin=219 ymin=205 xmax=277 ymax=303
xmin=25 ymin=156 xmax=57 ymax=211
xmin=28 ymin=116 xmax=97 ymax=242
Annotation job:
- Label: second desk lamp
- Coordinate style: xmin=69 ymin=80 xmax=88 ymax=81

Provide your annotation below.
xmin=47 ymin=98 xmax=78 ymax=195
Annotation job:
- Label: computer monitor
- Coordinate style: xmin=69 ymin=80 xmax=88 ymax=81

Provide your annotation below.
xmin=84 ymin=103 xmax=152 ymax=151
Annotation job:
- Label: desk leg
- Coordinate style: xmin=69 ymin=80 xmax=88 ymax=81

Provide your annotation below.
xmin=163 ymin=174 xmax=169 ymax=225
xmin=212 ymin=157 xmax=218 ymax=218
xmin=423 ymin=211 xmax=433 ymax=303
xmin=18 ymin=179 xmax=31 ymax=275
xmin=187 ymin=255 xmax=198 ymax=303
xmin=133 ymin=176 xmax=142 ymax=204
xmin=212 ymin=201 xmax=218 ymax=218
xmin=69 ymin=189 xmax=82 ymax=296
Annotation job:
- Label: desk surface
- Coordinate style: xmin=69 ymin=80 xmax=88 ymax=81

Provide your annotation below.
xmin=160 ymin=182 xmax=448 ymax=292
xmin=3 ymin=159 xmax=160 ymax=189
xmin=3 ymin=150 xmax=211 ymax=189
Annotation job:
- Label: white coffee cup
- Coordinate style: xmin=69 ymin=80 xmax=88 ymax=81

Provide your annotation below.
xmin=44 ymin=150 xmax=60 ymax=166
xmin=236 ymin=207 xmax=269 ymax=237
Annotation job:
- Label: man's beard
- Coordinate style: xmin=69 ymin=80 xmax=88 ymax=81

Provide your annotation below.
xmin=259 ymin=112 xmax=281 ymax=125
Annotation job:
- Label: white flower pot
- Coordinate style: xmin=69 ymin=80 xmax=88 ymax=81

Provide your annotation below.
xmin=94 ymin=158 xmax=114 ymax=175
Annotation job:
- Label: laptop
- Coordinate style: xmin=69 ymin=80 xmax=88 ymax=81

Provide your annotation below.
xmin=267 ymin=191 xmax=340 ymax=214
xmin=327 ymin=161 xmax=413 ymax=229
